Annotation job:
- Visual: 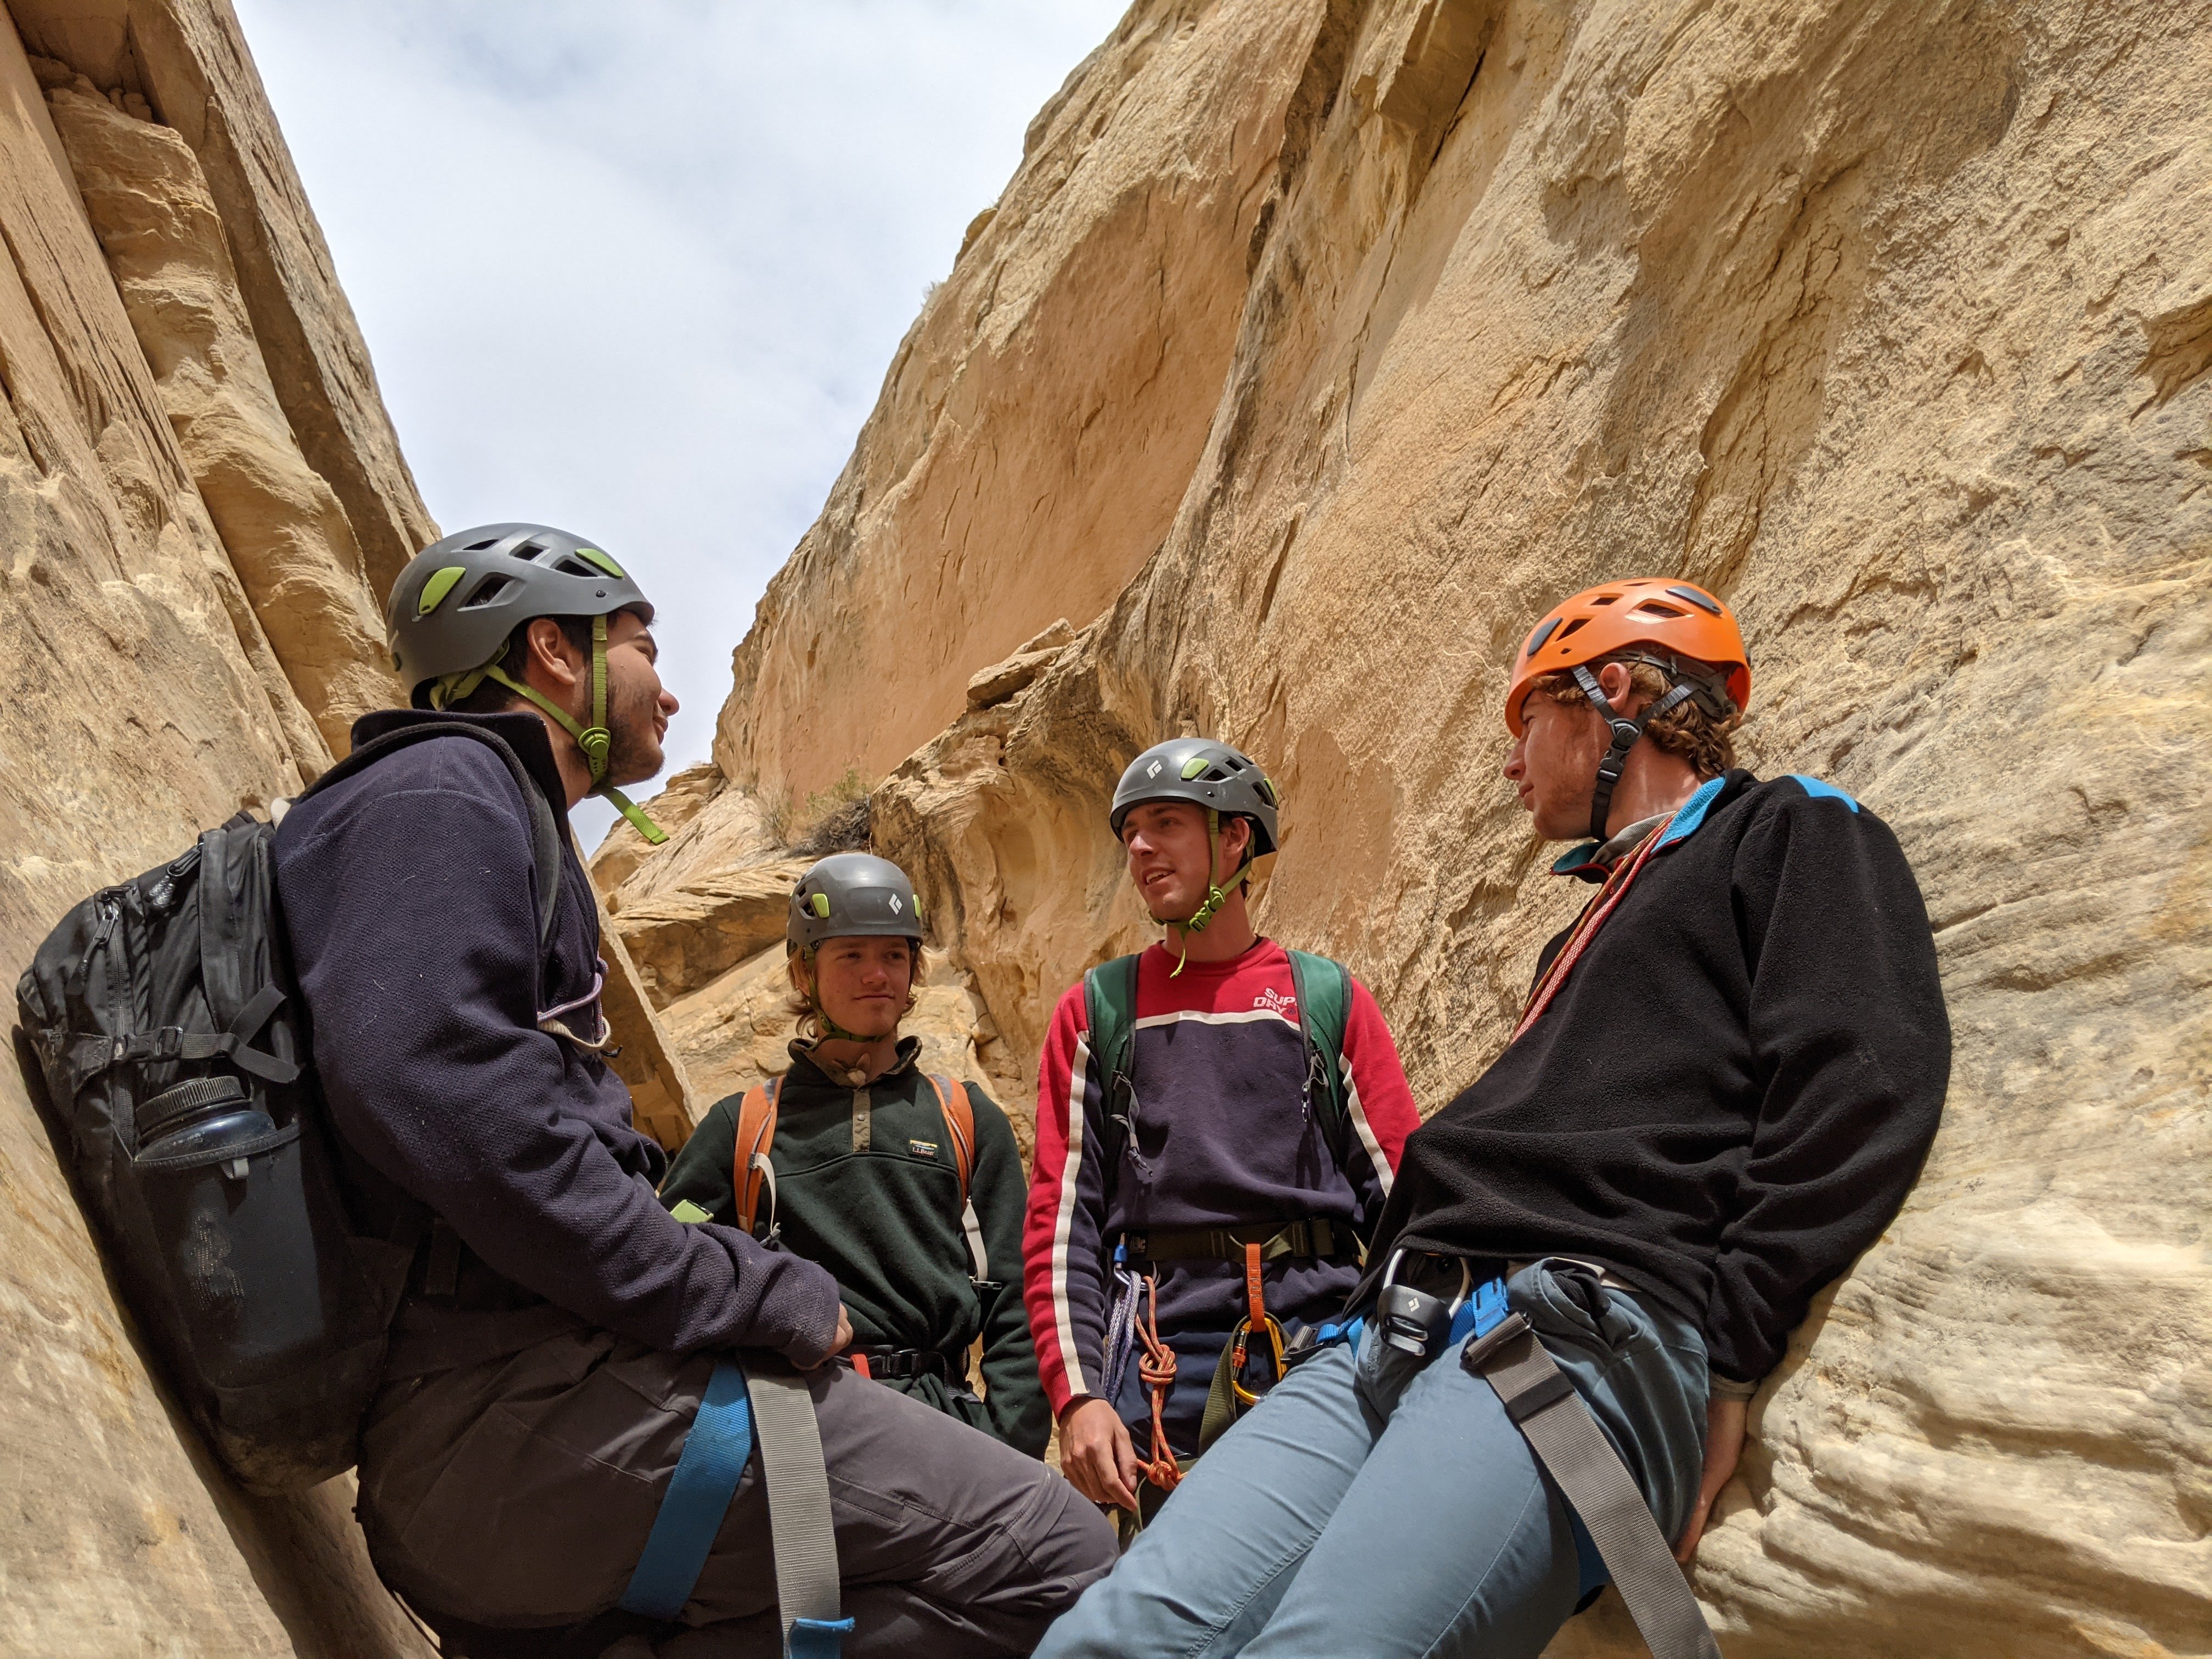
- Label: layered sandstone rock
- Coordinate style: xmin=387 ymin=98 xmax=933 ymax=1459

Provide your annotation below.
xmin=636 ymin=1 xmax=2212 ymax=1653
xmin=0 ymin=4 xmax=673 ymax=1652
xmin=44 ymin=76 xmax=399 ymax=753
xmin=710 ymin=0 xmax=1334 ymax=803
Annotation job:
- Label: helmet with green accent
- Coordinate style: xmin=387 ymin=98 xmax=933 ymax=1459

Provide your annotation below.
xmin=787 ymin=853 xmax=926 ymax=956
xmin=786 ymin=854 xmax=926 ymax=1042
xmin=386 ymin=524 xmax=666 ymax=844
xmin=1109 ymin=737 xmax=1280 ymax=974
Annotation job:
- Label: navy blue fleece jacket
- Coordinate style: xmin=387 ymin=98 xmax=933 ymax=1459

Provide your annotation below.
xmin=273 ymin=709 xmax=840 ymax=1362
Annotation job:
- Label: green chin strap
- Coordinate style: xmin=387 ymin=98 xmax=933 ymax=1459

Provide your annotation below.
xmin=1165 ymin=808 xmax=1251 ymax=978
xmin=434 ymin=614 xmax=667 ymax=845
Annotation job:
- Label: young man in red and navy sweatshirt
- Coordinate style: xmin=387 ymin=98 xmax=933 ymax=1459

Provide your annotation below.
xmin=1023 ymin=738 xmax=1420 ymax=1519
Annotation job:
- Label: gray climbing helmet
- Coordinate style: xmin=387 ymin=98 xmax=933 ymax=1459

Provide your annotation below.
xmin=1109 ymin=737 xmax=1279 ymax=855
xmin=387 ymin=523 xmax=654 ymax=701
xmin=386 ymin=523 xmax=667 ymax=844
xmin=787 ymin=854 xmax=926 ymax=956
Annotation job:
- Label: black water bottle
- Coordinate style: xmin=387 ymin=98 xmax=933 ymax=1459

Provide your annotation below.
xmin=137 ymin=1076 xmax=274 ymax=1173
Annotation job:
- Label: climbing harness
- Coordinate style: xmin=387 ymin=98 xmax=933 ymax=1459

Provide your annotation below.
xmin=1513 ymin=807 xmax=1675 ymax=1043
xmin=617 ymin=1358 xmax=853 ymax=1657
xmin=1459 ymin=1275 xmax=1723 ymax=1659
xmin=1297 ymin=1258 xmax=1722 ymax=1659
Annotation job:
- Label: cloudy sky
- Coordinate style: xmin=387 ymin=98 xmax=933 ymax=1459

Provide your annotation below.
xmin=233 ymin=0 xmax=1127 ymax=840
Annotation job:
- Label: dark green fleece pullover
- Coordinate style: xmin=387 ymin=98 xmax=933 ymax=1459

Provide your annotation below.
xmin=662 ymin=1037 xmax=1048 ymax=1455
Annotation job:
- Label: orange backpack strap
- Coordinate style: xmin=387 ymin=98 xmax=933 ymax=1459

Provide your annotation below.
xmin=732 ymin=1075 xmax=782 ymax=1238
xmin=926 ymin=1074 xmax=988 ymax=1282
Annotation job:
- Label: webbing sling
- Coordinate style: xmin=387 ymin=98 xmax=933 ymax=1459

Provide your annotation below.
xmin=1460 ymin=1286 xmax=1721 ymax=1659
xmin=617 ymin=1358 xmax=853 ymax=1656
xmin=748 ymin=1367 xmax=855 ymax=1657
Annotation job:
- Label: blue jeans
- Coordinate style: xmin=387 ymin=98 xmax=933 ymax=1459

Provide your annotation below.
xmin=1033 ymin=1259 xmax=1709 ymax=1659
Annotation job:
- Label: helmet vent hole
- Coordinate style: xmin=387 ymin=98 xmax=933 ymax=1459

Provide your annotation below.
xmin=462 ymin=538 xmax=499 ymax=552
xmin=458 ymin=575 xmax=512 ymax=610
xmin=550 ymin=556 xmax=600 ymax=578
xmin=1630 ymin=601 xmax=1686 ymax=619
xmin=1588 ymin=594 xmax=1618 ymax=606
xmin=1557 ymin=617 xmax=1590 ymax=640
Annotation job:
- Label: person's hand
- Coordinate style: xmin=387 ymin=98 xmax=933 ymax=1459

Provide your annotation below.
xmin=1675 ymin=1394 xmax=1748 ymax=1564
xmin=1058 ymin=1397 xmax=1141 ymax=1510
xmin=800 ymin=1306 xmax=854 ymax=1369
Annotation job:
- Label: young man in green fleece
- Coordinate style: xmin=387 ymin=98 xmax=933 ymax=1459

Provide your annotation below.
xmin=662 ymin=852 xmax=1048 ymax=1455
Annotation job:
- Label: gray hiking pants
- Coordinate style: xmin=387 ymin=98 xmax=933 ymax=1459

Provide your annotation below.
xmin=358 ymin=1314 xmax=1115 ymax=1656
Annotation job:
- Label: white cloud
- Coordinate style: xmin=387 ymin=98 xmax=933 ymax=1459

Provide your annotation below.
xmin=232 ymin=0 xmax=1126 ymax=840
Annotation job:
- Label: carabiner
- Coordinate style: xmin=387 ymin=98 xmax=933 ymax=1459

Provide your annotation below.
xmin=1376 ymin=1249 xmax=1472 ymax=1357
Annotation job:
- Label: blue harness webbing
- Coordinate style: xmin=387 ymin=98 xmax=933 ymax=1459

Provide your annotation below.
xmin=620 ymin=1357 xmax=755 ymax=1622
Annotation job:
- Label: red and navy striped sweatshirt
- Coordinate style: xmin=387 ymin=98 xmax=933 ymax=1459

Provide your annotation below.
xmin=1022 ymin=938 xmax=1419 ymax=1454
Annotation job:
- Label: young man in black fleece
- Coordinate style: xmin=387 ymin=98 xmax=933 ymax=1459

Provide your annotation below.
xmin=1032 ymin=578 xmax=1950 ymax=1659
xmin=275 ymin=524 xmax=1111 ymax=1655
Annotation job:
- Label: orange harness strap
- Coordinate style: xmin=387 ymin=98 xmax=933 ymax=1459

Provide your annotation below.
xmin=1227 ymin=1239 xmax=1289 ymax=1408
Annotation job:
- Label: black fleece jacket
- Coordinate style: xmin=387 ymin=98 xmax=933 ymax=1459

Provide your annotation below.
xmin=1360 ymin=771 xmax=1949 ymax=1383
xmin=273 ymin=710 xmax=841 ymax=1364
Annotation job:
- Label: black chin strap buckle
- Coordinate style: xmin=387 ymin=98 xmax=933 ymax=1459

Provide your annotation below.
xmin=1573 ymin=664 xmax=1701 ymax=843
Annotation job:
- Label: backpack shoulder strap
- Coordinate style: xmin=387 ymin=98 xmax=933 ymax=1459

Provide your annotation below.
xmin=1081 ymin=953 xmax=1142 ymax=1180
xmin=303 ymin=721 xmax=565 ymax=949
xmin=1286 ymin=949 xmax=1352 ymax=1163
xmin=732 ymin=1076 xmax=782 ymax=1238
xmin=928 ymin=1075 xmax=977 ymax=1205
xmin=926 ymin=1074 xmax=989 ymax=1282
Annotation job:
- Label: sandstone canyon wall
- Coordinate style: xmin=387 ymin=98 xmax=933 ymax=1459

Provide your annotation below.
xmin=0 ymin=3 xmax=690 ymax=1651
xmin=610 ymin=1 xmax=2212 ymax=1654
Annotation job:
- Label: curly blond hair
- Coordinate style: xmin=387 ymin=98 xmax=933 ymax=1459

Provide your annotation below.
xmin=1525 ymin=657 xmax=1739 ymax=778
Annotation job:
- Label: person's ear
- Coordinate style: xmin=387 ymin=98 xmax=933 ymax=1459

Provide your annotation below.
xmin=1596 ymin=659 xmax=1636 ymax=710
xmin=527 ymin=618 xmax=583 ymax=693
xmin=1223 ymin=814 xmax=1254 ymax=865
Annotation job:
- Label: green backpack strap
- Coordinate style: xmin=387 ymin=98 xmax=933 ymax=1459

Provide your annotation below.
xmin=1082 ymin=953 xmax=1142 ymax=1188
xmin=1286 ymin=949 xmax=1352 ymax=1166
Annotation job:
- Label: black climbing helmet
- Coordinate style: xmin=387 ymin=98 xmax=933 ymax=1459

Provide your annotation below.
xmin=385 ymin=523 xmax=666 ymax=844
xmin=1109 ymin=737 xmax=1279 ymax=856
xmin=787 ymin=854 xmax=926 ymax=957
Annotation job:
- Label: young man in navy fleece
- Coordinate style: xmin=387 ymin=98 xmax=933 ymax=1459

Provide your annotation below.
xmin=1031 ymin=580 xmax=1949 ymax=1657
xmin=276 ymin=524 xmax=1112 ymax=1655
xmin=1024 ymin=737 xmax=1421 ymax=1522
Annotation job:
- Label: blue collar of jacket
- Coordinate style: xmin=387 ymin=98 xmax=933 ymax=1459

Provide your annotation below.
xmin=1550 ymin=770 xmax=1739 ymax=883
xmin=349 ymin=707 xmax=572 ymax=821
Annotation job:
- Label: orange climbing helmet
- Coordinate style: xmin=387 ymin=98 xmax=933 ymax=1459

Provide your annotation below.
xmin=1504 ymin=578 xmax=1751 ymax=737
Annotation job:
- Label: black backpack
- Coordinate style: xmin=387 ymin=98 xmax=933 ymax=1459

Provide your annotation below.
xmin=13 ymin=721 xmax=562 ymax=1495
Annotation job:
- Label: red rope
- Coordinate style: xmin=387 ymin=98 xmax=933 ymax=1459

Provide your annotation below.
xmin=1512 ymin=810 xmax=1677 ymax=1044
xmin=1131 ymin=1273 xmax=1182 ymax=1494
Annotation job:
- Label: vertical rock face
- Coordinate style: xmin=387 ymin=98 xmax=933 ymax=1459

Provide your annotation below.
xmin=640 ymin=0 xmax=2212 ymax=1654
xmin=44 ymin=76 xmax=399 ymax=753
xmin=713 ymin=0 xmax=1335 ymax=804
xmin=1 ymin=5 xmax=425 ymax=1654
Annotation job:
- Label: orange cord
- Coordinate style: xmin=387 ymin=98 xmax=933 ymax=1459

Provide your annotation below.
xmin=1132 ymin=1273 xmax=1182 ymax=1494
